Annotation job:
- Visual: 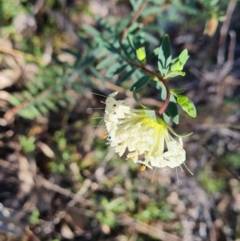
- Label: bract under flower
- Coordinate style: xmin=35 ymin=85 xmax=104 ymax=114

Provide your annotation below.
xmin=104 ymin=92 xmax=186 ymax=169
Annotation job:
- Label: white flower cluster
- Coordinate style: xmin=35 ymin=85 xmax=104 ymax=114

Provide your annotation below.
xmin=104 ymin=92 xmax=186 ymax=169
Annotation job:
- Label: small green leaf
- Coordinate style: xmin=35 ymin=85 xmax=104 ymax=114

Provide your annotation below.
xmin=158 ymin=35 xmax=172 ymax=76
xmin=89 ymin=66 xmax=105 ymax=85
xmin=177 ymin=95 xmax=196 ymax=118
xmin=130 ymin=75 xmax=151 ymax=91
xmin=132 ymin=88 xmax=146 ymax=109
xmin=111 ymin=64 xmax=128 ymax=75
xmin=178 ymin=49 xmax=189 ymax=66
xmin=19 ymin=106 xmax=41 ymax=119
xmin=119 ymin=41 xmax=135 ymax=60
xmin=118 ymin=69 xmax=136 ymax=83
xmin=9 ymin=95 xmax=21 ymax=105
xmin=165 ymin=95 xmax=179 ymax=124
xmin=82 ymin=24 xmax=100 ymax=37
xmin=106 ymin=63 xmax=124 ymax=77
xmin=177 ymin=96 xmax=188 ymax=105
xmin=169 ymin=49 xmax=189 ymax=73
xmin=96 ymin=55 xmax=118 ymax=70
xmin=140 ymin=31 xmax=159 ymax=45
xmin=106 ymin=43 xmax=121 ymax=55
xmin=38 ymin=104 xmax=49 ymax=114
xmin=163 ymin=71 xmax=185 ymax=79
xmin=156 ymin=81 xmax=167 ymax=100
xmin=163 ymin=112 xmax=170 ymax=124
xmin=144 ymin=110 xmax=157 ymax=122
xmin=171 ymin=88 xmax=186 ymax=96
xmin=130 ymin=0 xmax=143 ymax=12
xmin=136 ymin=47 xmax=146 ymax=62
xmin=45 ymin=99 xmax=58 ymax=111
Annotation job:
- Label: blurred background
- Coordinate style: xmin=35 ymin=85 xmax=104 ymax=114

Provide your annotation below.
xmin=0 ymin=0 xmax=240 ymax=240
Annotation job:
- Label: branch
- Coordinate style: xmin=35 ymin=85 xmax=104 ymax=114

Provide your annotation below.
xmin=121 ymin=0 xmax=150 ymax=39
xmin=126 ymin=60 xmax=170 ymax=115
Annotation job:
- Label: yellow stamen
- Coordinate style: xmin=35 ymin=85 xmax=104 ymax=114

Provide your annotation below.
xmin=103 ymin=132 xmax=108 ymax=139
xmin=140 ymin=165 xmax=146 ymax=171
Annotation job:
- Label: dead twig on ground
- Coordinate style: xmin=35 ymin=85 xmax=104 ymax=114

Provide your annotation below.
xmin=217 ymin=0 xmax=237 ymax=65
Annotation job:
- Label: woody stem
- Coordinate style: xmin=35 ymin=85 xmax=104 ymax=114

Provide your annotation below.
xmin=126 ymin=61 xmax=170 ymax=115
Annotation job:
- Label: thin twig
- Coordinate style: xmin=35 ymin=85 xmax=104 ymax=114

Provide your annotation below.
xmin=0 ymin=159 xmax=92 ymax=207
xmin=121 ymin=0 xmax=150 ymax=39
xmin=118 ymin=214 xmax=182 ymax=241
xmin=217 ymin=0 xmax=237 ymax=65
xmin=228 ymin=30 xmax=236 ymax=62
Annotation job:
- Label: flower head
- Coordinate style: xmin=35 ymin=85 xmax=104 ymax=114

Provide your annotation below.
xmin=104 ymin=92 xmax=186 ymax=169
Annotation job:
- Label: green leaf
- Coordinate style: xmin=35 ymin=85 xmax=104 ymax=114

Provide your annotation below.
xmin=132 ymin=87 xmax=146 ymax=109
xmin=178 ymin=49 xmax=189 ymax=66
xmin=140 ymin=31 xmax=159 ymax=45
xmin=118 ymin=69 xmax=136 ymax=83
xmin=38 ymin=104 xmax=49 ymax=114
xmin=163 ymin=71 xmax=185 ymax=79
xmin=89 ymin=66 xmax=105 ymax=85
xmin=96 ymin=55 xmax=118 ymax=70
xmin=131 ymin=69 xmax=144 ymax=83
xmin=169 ymin=49 xmax=189 ymax=73
xmin=165 ymin=95 xmax=179 ymax=124
xmin=119 ymin=40 xmax=135 ymax=59
xmin=130 ymin=75 xmax=151 ymax=91
xmin=112 ymin=64 xmax=128 ymax=75
xmin=163 ymin=112 xmax=170 ymax=124
xmin=136 ymin=47 xmax=146 ymax=62
xmin=82 ymin=24 xmax=100 ymax=37
xmin=71 ymin=82 xmax=84 ymax=93
xmin=105 ymin=43 xmax=121 ymax=55
xmin=156 ymin=81 xmax=167 ymax=100
xmin=8 ymin=95 xmax=21 ymax=105
xmin=171 ymin=88 xmax=186 ymax=96
xmin=127 ymin=21 xmax=139 ymax=36
xmin=96 ymin=16 xmax=113 ymax=33
xmin=80 ymin=55 xmax=95 ymax=68
xmin=144 ymin=110 xmax=157 ymax=122
xmin=106 ymin=63 xmax=120 ymax=77
xmin=19 ymin=106 xmax=41 ymax=119
xmin=177 ymin=95 xmax=197 ymax=118
xmin=45 ymin=99 xmax=57 ymax=111
xmin=177 ymin=96 xmax=189 ymax=105
xmin=158 ymin=35 xmax=172 ymax=76
xmin=130 ymin=0 xmax=143 ymax=12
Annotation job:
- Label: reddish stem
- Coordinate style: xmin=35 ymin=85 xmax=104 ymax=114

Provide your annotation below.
xmin=126 ymin=61 xmax=170 ymax=115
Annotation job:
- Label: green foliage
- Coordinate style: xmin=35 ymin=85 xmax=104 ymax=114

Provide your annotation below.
xmin=158 ymin=35 xmax=171 ymax=77
xmin=177 ymin=95 xmax=197 ymax=118
xmin=5 ymin=0 xmax=198 ymax=124
xmin=222 ymin=153 xmax=240 ymax=168
xmin=164 ymin=94 xmax=179 ymax=124
xmin=48 ymin=130 xmax=79 ymax=174
xmin=198 ymin=169 xmax=226 ymax=194
xmin=130 ymin=75 xmax=151 ymax=91
xmin=0 ymin=0 xmax=28 ymax=22
xmin=19 ymin=135 xmax=36 ymax=153
xmin=136 ymin=47 xmax=147 ymax=63
xmin=29 ymin=209 xmax=40 ymax=225
xmin=134 ymin=201 xmax=175 ymax=222
xmin=164 ymin=49 xmax=189 ymax=78
xmin=0 ymin=0 xmax=236 ymax=240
